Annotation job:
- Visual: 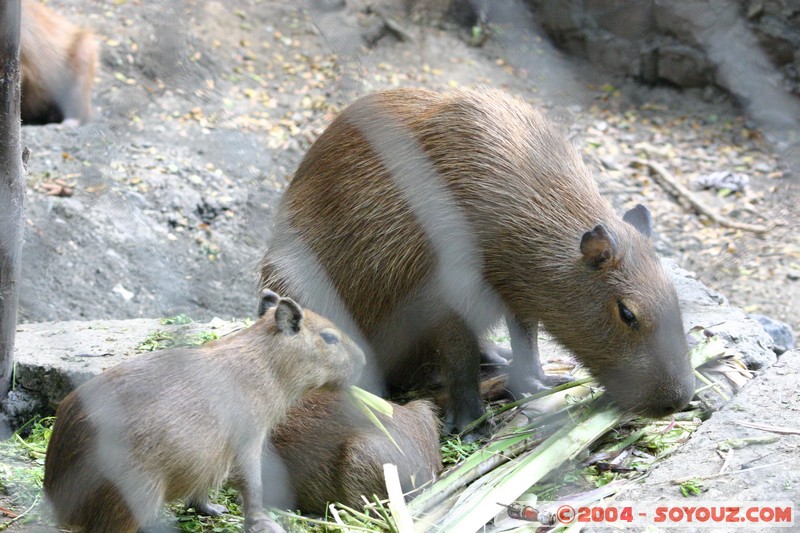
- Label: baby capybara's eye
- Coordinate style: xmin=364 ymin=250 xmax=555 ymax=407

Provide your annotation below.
xmin=320 ymin=330 xmax=340 ymax=345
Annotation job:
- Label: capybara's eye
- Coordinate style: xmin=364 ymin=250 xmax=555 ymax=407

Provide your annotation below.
xmin=617 ymin=301 xmax=638 ymax=328
xmin=320 ymin=330 xmax=340 ymax=345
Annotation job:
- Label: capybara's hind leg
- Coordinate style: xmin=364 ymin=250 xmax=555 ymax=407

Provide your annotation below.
xmin=78 ymin=487 xmax=139 ymax=533
xmin=78 ymin=480 xmax=162 ymax=533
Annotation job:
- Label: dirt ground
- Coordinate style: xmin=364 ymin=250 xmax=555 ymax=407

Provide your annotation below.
xmin=14 ymin=0 xmax=799 ymax=340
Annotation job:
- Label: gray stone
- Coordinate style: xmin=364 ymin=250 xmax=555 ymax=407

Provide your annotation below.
xmin=1 ymin=389 xmax=44 ymax=430
xmin=526 ymin=0 xmax=800 ymax=92
xmin=657 ymin=42 xmax=714 ymax=87
xmin=753 ymin=14 xmax=799 ymax=65
xmin=657 ymin=260 xmax=777 ymax=412
xmin=532 ymin=0 xmax=587 ymax=56
xmin=10 ymin=318 xmax=246 ymax=418
xmin=536 ymin=0 xmax=581 ymax=32
xmin=585 ymin=0 xmax=654 ymax=41
xmin=585 ymin=32 xmax=641 ymax=78
xmin=664 ymin=259 xmax=776 ymax=371
xmin=750 ymin=313 xmax=796 ymax=354
xmin=653 ymin=0 xmax=705 ymax=45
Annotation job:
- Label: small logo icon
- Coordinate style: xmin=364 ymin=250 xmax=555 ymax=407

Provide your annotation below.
xmin=557 ymin=504 xmax=576 ymax=524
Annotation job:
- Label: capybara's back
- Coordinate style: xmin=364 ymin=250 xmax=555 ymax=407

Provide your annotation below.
xmin=271 ymin=390 xmax=441 ymax=513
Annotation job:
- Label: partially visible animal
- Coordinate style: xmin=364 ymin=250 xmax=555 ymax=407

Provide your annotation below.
xmin=269 ymin=390 xmax=442 ymax=514
xmin=44 ymin=290 xmax=365 ymax=533
xmin=20 ymin=0 xmax=98 ymax=125
xmin=259 ymin=87 xmax=695 ymax=435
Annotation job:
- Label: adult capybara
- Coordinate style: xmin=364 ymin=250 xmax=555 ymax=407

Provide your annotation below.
xmin=44 ymin=291 xmax=365 ymax=533
xmin=259 ymin=87 xmax=694 ymax=434
xmin=20 ymin=0 xmax=98 ymax=125
xmin=269 ymin=391 xmax=441 ymax=514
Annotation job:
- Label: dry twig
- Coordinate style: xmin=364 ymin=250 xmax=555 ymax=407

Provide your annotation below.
xmin=734 ymin=421 xmax=800 ymax=435
xmin=631 ymin=159 xmax=769 ymax=234
xmin=670 ymin=459 xmax=789 ymax=485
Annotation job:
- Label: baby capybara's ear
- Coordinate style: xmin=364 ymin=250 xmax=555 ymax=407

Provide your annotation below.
xmin=274 ymin=298 xmax=303 ymax=334
xmin=258 ymin=289 xmax=281 ymax=317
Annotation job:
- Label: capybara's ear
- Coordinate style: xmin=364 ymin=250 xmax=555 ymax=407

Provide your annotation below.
xmin=622 ymin=204 xmax=653 ymax=239
xmin=275 ymin=298 xmax=303 ymax=334
xmin=258 ymin=289 xmax=281 ymax=317
xmin=580 ymin=224 xmax=618 ymax=270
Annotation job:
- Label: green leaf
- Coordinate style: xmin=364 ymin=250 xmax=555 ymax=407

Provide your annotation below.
xmin=347 ymin=387 xmax=402 ymax=454
xmin=349 ymin=385 xmax=394 ymax=417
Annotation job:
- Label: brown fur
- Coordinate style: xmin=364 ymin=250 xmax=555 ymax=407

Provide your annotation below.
xmin=44 ymin=293 xmax=365 ymax=533
xmin=20 ymin=0 xmax=98 ymax=125
xmin=259 ymin=88 xmax=695 ymax=433
xmin=269 ymin=391 xmax=442 ymax=514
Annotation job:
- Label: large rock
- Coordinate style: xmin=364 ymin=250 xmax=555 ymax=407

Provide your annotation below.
xmin=666 ymin=259 xmax=776 ymax=370
xmin=750 ymin=314 xmax=795 ymax=355
xmin=0 ymin=318 xmax=245 ymax=431
xmin=526 ymin=0 xmax=800 ymax=94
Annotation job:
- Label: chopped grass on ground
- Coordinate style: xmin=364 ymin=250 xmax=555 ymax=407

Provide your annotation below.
xmin=440 ymin=435 xmax=482 ymax=466
xmin=0 ymin=417 xmax=55 ymax=531
xmin=137 ymin=329 xmax=219 ymax=352
xmin=137 ymin=329 xmax=176 ymax=351
xmin=161 ymin=314 xmax=195 ymax=325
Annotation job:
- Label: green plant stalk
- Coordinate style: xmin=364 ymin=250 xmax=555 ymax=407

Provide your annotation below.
xmin=507 ymin=394 xmax=604 ymax=437
xmin=385 ymin=464 xmax=413 ymax=533
xmin=409 ymin=430 xmax=534 ymax=516
xmin=693 ymin=369 xmax=730 ymax=401
xmin=689 ymin=336 xmax=726 ymax=368
xmin=13 ymin=434 xmax=46 ymax=459
xmin=369 ymin=495 xmax=397 ymax=533
xmin=272 ymin=509 xmax=378 ymax=532
xmin=429 ymin=337 xmax=720 ymax=531
xmin=411 ymin=335 xmax=722 ymax=531
xmin=434 ymin=406 xmax=621 ymax=532
xmin=333 ymin=501 xmax=392 ymax=531
xmin=605 ymin=427 xmax=647 ymax=453
xmin=460 ymin=377 xmax=594 ymax=435
xmin=348 ymin=386 xmax=403 ymax=454
xmin=411 ymin=401 xmax=601 ymax=517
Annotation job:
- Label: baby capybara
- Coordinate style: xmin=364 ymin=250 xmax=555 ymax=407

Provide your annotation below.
xmin=270 ymin=390 xmax=441 ymax=513
xmin=259 ymin=88 xmax=695 ymax=434
xmin=44 ymin=291 xmax=365 ymax=533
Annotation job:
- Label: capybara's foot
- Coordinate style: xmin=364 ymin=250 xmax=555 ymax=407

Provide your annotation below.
xmin=442 ymin=402 xmax=487 ymax=442
xmin=246 ymin=512 xmax=285 ymax=533
xmin=188 ymin=498 xmax=228 ymax=516
xmin=505 ymin=372 xmax=575 ymax=400
xmin=479 ymin=339 xmax=511 ymax=368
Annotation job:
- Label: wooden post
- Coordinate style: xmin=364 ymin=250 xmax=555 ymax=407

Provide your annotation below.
xmin=0 ymin=0 xmax=24 ymax=400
